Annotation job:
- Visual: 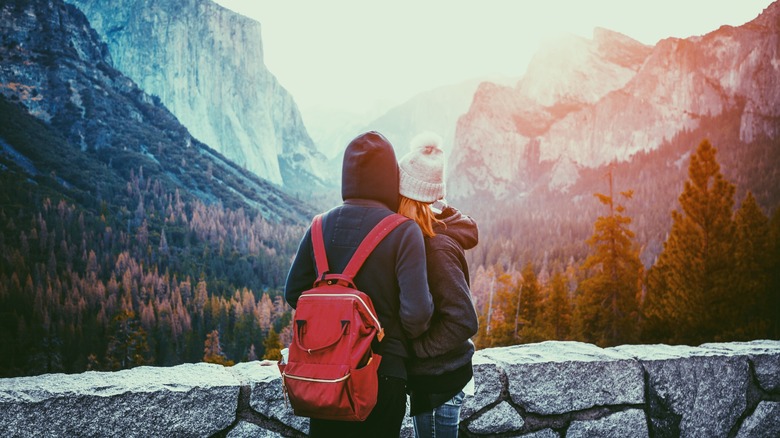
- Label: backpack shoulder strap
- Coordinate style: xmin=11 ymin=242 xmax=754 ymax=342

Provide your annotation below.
xmin=341 ymin=214 xmax=410 ymax=280
xmin=310 ymin=214 xmax=329 ymax=280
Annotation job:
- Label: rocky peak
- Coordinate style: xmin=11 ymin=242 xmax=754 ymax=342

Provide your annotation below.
xmin=449 ymin=27 xmax=651 ymax=198
xmin=752 ymin=0 xmax=780 ymax=28
xmin=517 ymin=28 xmax=650 ymax=108
xmin=591 ymin=27 xmax=652 ymax=68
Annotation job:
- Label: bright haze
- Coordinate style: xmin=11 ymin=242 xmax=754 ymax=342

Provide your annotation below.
xmin=214 ymin=0 xmax=773 ymax=121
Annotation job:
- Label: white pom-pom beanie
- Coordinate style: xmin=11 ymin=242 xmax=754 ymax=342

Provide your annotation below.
xmin=399 ymin=131 xmax=446 ymax=203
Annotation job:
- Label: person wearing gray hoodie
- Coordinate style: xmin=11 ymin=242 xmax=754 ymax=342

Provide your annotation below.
xmin=285 ymin=131 xmax=434 ymax=437
xmin=397 ymin=132 xmax=479 ymax=438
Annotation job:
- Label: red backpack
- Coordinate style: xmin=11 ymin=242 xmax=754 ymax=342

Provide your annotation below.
xmin=279 ymin=213 xmax=409 ymax=421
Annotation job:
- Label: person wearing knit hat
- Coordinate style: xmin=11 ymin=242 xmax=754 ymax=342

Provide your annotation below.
xmin=398 ymin=132 xmax=479 ymax=438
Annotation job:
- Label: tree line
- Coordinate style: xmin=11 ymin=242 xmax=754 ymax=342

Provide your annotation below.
xmin=471 ymin=139 xmax=779 ymax=349
xmin=0 ymin=164 xmax=301 ymax=377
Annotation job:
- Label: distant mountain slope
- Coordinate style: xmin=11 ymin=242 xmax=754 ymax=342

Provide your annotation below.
xmin=66 ymin=0 xmax=332 ymax=191
xmin=0 ymin=0 xmax=313 ymax=224
xmin=360 ymin=78 xmax=488 ymax=157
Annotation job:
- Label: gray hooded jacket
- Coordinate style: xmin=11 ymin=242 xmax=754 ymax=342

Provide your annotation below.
xmin=285 ymin=131 xmax=433 ymax=380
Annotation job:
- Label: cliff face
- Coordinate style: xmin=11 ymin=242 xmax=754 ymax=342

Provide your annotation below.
xmin=1 ymin=341 xmax=778 ymax=437
xmin=449 ymin=3 xmax=780 ymax=198
xmin=67 ymin=0 xmax=330 ymax=190
xmin=0 ymin=0 xmax=312 ymax=223
xmin=449 ymin=28 xmax=651 ymax=198
xmin=519 ymin=28 xmax=651 ymax=108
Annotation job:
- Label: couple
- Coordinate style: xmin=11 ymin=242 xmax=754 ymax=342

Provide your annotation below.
xmin=284 ymin=131 xmax=479 ymax=437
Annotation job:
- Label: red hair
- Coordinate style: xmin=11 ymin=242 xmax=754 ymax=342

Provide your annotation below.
xmin=397 ymin=196 xmax=440 ymax=238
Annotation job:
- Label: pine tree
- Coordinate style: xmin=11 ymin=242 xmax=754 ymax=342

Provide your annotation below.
xmin=262 ymin=327 xmax=282 ymax=361
xmin=516 ymin=263 xmax=544 ymax=343
xmin=543 ymin=272 xmax=571 ymax=340
xmin=105 ymin=309 xmax=152 ymax=370
xmin=574 ymin=167 xmax=642 ymax=347
xmin=643 ymin=140 xmax=736 ymax=344
xmin=769 ymin=208 xmax=780 ymax=338
xmin=476 ymin=271 xmax=518 ymax=348
xmin=731 ymin=192 xmax=771 ymax=339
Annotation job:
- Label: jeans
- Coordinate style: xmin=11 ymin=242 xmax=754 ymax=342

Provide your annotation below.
xmin=412 ymin=391 xmax=465 ymax=438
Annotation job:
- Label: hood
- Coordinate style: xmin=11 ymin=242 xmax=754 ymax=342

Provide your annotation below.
xmin=434 ymin=205 xmax=478 ymax=250
xmin=341 ymin=131 xmax=400 ymax=211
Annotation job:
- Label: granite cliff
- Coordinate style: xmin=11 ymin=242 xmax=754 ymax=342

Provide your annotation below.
xmin=67 ymin=0 xmax=331 ymax=191
xmin=449 ymin=6 xmax=780 ymax=198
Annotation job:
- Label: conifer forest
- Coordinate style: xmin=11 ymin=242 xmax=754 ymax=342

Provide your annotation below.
xmin=2 ymin=123 xmax=778 ymax=379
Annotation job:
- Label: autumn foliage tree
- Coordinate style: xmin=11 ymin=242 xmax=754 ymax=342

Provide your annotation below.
xmin=262 ymin=327 xmax=282 ymax=361
xmin=203 ymin=329 xmax=234 ymax=366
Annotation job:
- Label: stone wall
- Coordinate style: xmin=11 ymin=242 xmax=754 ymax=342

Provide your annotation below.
xmin=1 ymin=340 xmax=779 ymax=437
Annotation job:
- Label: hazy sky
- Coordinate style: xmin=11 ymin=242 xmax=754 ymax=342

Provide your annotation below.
xmin=215 ymin=1 xmax=774 ymax=116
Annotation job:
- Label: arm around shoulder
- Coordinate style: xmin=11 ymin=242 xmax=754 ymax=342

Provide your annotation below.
xmin=412 ymin=244 xmax=478 ymax=358
xmin=395 ymin=221 xmax=433 ymax=339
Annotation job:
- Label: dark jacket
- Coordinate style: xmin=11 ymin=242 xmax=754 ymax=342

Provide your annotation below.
xmin=284 ymin=132 xmax=433 ymax=380
xmin=408 ymin=205 xmax=479 ymax=414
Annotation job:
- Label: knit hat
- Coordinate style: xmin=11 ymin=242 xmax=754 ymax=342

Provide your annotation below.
xmin=399 ymin=132 xmax=446 ymax=203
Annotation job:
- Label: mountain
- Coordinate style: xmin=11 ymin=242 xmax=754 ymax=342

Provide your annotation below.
xmin=295 ymin=78 xmax=500 ymax=188
xmin=340 ymin=76 xmax=516 ymax=163
xmin=65 ymin=0 xmax=332 ymax=191
xmin=449 ymin=28 xmax=653 ymax=198
xmin=447 ymin=5 xmax=780 ymax=270
xmin=0 ymin=0 xmax=313 ymax=224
